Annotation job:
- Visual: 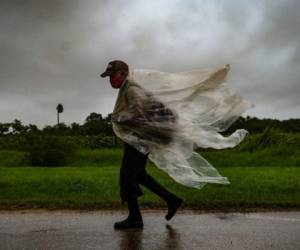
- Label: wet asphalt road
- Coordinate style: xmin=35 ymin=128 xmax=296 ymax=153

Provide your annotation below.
xmin=0 ymin=210 xmax=299 ymax=250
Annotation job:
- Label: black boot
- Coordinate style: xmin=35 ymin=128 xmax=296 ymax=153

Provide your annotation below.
xmin=114 ymin=197 xmax=143 ymax=230
xmin=138 ymin=173 xmax=183 ymax=220
xmin=165 ymin=196 xmax=183 ymax=221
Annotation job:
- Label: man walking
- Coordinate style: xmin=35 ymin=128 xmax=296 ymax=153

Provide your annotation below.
xmin=100 ymin=60 xmax=183 ymax=230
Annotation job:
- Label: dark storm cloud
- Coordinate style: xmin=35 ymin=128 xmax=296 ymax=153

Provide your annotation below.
xmin=0 ymin=0 xmax=299 ymax=127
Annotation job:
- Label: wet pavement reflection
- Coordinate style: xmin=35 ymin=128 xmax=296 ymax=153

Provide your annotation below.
xmin=0 ymin=210 xmax=299 ymax=249
xmin=117 ymin=224 xmax=182 ymax=250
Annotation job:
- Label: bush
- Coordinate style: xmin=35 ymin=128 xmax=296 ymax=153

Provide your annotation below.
xmin=237 ymin=127 xmax=291 ymax=152
xmin=0 ymin=135 xmax=28 ymax=150
xmin=0 ymin=150 xmax=30 ymax=167
xmin=26 ymin=134 xmax=78 ymax=166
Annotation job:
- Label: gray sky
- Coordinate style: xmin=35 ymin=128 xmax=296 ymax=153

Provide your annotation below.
xmin=1 ymin=0 xmax=299 ymax=127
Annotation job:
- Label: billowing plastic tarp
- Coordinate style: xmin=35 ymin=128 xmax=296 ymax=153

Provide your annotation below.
xmin=111 ymin=64 xmax=255 ymax=189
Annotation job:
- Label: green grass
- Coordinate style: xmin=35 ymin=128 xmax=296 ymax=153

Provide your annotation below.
xmin=2 ymin=147 xmax=300 ymax=168
xmin=70 ymin=148 xmax=123 ymax=167
xmin=200 ymin=148 xmax=300 ymax=167
xmin=1 ymin=138 xmax=299 ymax=211
xmin=0 ymin=165 xmax=299 ymax=211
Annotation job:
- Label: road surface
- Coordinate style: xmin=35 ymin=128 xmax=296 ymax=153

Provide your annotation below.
xmin=0 ymin=210 xmax=299 ymax=249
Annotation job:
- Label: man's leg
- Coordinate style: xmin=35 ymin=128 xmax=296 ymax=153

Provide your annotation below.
xmin=137 ymin=170 xmax=183 ymax=220
xmin=119 ymin=142 xmax=147 ymax=204
xmin=114 ymin=142 xmax=147 ymax=229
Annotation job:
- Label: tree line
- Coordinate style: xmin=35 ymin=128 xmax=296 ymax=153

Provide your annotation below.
xmin=0 ymin=113 xmax=299 ymax=136
xmin=226 ymin=116 xmax=300 ymax=134
xmin=0 ymin=112 xmax=113 ymax=136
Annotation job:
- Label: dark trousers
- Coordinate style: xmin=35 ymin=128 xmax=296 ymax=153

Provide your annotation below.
xmin=119 ymin=142 xmax=176 ymax=204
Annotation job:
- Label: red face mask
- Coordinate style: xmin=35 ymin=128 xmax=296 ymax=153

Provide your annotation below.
xmin=110 ymin=72 xmax=126 ymax=88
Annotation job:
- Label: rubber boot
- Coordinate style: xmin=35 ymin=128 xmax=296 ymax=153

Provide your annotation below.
xmin=138 ymin=173 xmax=183 ymax=220
xmin=114 ymin=197 xmax=143 ymax=230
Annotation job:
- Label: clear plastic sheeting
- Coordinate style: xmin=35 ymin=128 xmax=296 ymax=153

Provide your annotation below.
xmin=111 ymin=64 xmax=255 ymax=189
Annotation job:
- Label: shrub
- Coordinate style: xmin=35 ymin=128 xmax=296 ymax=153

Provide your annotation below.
xmin=26 ymin=134 xmax=78 ymax=166
xmin=0 ymin=135 xmax=28 ymax=150
xmin=238 ymin=127 xmax=287 ymax=152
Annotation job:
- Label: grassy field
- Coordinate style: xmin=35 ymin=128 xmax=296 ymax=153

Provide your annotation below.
xmin=0 ymin=165 xmax=299 ymax=211
xmin=1 ymin=147 xmax=300 ymax=168
xmin=1 ymin=130 xmax=300 ymax=211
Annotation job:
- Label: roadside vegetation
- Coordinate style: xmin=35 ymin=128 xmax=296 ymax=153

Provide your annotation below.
xmin=0 ymin=115 xmax=299 ymax=210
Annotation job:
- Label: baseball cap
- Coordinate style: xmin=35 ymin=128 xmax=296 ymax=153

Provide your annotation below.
xmin=100 ymin=60 xmax=129 ymax=78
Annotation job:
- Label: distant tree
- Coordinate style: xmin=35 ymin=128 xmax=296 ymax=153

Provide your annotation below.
xmin=27 ymin=124 xmax=39 ymax=133
xmin=56 ymin=104 xmax=64 ymax=125
xmin=83 ymin=112 xmax=109 ymax=135
xmin=225 ymin=116 xmax=300 ymax=134
xmin=43 ymin=125 xmax=56 ymax=134
xmin=42 ymin=123 xmax=71 ymax=135
xmin=11 ymin=119 xmax=27 ymax=134
xmin=70 ymin=122 xmax=82 ymax=135
xmin=0 ymin=123 xmax=10 ymax=135
xmin=55 ymin=123 xmax=70 ymax=135
xmin=104 ymin=113 xmax=112 ymax=123
xmin=85 ymin=112 xmax=103 ymax=122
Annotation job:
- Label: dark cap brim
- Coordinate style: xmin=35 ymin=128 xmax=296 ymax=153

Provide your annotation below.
xmin=100 ymin=71 xmax=112 ymax=78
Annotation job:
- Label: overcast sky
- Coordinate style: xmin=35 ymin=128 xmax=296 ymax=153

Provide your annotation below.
xmin=1 ymin=0 xmax=299 ymax=127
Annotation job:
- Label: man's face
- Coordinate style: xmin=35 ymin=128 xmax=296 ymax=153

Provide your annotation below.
xmin=109 ymin=70 xmax=127 ymax=89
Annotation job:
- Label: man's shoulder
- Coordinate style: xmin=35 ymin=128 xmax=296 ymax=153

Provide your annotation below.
xmin=125 ymin=79 xmax=147 ymax=97
xmin=126 ymin=79 xmax=141 ymax=88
